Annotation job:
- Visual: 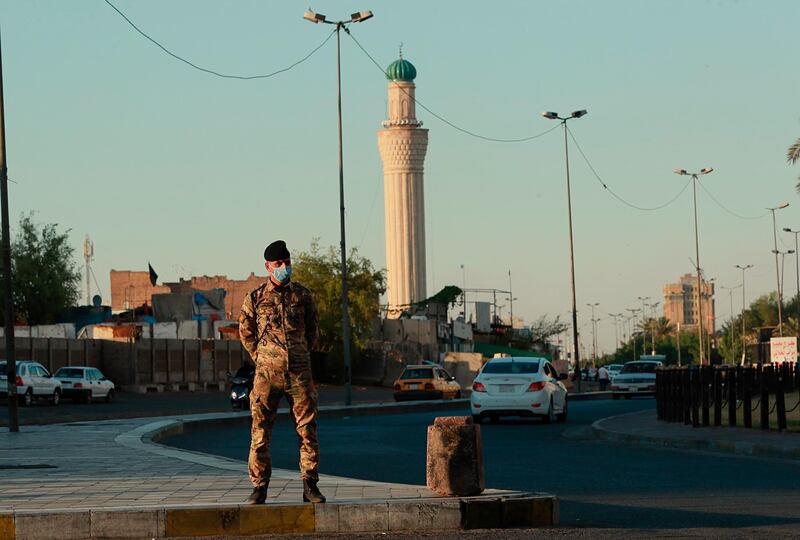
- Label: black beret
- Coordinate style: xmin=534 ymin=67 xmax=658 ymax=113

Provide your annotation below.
xmin=264 ymin=240 xmax=290 ymax=261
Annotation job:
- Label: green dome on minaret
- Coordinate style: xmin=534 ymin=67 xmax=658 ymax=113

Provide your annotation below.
xmin=385 ymin=57 xmax=417 ymax=82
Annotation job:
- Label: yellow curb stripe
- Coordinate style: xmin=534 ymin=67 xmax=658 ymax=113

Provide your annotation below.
xmin=0 ymin=515 xmax=15 ymax=540
xmin=166 ymin=508 xmax=241 ymax=537
xmin=165 ymin=505 xmax=316 ymax=537
xmin=240 ymin=505 xmax=315 ymax=534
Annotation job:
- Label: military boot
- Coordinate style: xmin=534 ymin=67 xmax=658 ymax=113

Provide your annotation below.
xmin=302 ymin=479 xmax=326 ymax=503
xmin=246 ymin=485 xmax=267 ymax=505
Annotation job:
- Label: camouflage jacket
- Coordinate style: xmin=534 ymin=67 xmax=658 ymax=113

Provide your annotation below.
xmin=239 ymin=280 xmax=319 ymax=371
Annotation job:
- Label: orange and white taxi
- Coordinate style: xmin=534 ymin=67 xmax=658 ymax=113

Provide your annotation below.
xmin=393 ymin=364 xmax=462 ymax=402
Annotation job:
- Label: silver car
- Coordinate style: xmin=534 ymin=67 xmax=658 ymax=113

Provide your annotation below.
xmin=610 ymin=360 xmax=662 ymax=399
xmin=0 ymin=360 xmax=62 ymax=406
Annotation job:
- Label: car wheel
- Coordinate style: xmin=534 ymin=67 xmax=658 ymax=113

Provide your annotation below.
xmin=542 ymin=398 xmax=556 ymax=424
xmin=19 ymin=388 xmax=33 ymax=407
xmin=471 ymin=414 xmax=482 ymax=424
xmin=105 ymin=389 xmax=115 ymax=404
xmin=557 ymin=398 xmax=568 ymax=423
xmin=50 ymin=389 xmax=61 ymax=406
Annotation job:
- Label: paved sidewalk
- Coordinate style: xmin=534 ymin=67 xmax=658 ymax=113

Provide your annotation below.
xmin=0 ymin=403 xmax=559 ymax=537
xmin=0 ymin=409 xmax=474 ymax=511
xmin=593 ymin=409 xmax=800 ymax=460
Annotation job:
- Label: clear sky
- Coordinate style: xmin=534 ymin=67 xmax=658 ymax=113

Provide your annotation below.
xmin=2 ymin=0 xmax=799 ymax=355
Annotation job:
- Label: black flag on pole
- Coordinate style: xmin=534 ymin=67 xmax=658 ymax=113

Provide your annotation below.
xmin=148 ymin=263 xmax=158 ymax=286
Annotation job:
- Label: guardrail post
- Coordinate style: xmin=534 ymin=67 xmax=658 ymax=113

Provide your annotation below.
xmin=728 ymin=366 xmax=738 ymax=427
xmin=743 ymin=366 xmax=753 ymax=428
xmin=690 ymin=368 xmax=700 ymax=428
xmin=683 ymin=367 xmax=692 ymax=425
xmin=701 ymin=366 xmax=711 ymax=427
xmin=776 ymin=364 xmax=787 ymax=432
xmin=760 ymin=365 xmax=771 ymax=430
xmin=713 ymin=367 xmax=722 ymax=427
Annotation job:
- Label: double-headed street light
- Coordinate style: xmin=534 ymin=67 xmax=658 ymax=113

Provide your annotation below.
xmin=735 ymin=264 xmax=753 ymax=364
xmin=304 ymin=9 xmax=373 ymax=406
xmin=542 ymin=109 xmax=588 ymax=389
xmin=783 ymin=228 xmax=800 ymax=342
xmin=767 ymin=202 xmax=790 ymax=336
xmin=674 ymin=167 xmax=714 ymax=365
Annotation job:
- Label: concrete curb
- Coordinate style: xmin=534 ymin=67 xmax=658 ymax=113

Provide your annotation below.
xmin=0 ymin=494 xmax=558 ymax=539
xmin=591 ymin=410 xmax=800 ymax=461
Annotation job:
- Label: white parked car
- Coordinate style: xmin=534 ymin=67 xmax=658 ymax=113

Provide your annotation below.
xmin=0 ymin=360 xmax=62 ymax=406
xmin=53 ymin=366 xmax=116 ymax=404
xmin=470 ymin=356 xmax=568 ymax=424
xmin=605 ymin=364 xmax=624 ymax=381
xmin=610 ymin=360 xmax=662 ymax=399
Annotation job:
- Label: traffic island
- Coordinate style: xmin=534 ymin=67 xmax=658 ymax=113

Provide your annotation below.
xmin=0 ymin=494 xmax=558 ymax=539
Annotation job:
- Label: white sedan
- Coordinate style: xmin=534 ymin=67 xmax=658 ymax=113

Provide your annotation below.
xmin=53 ymin=366 xmax=116 ymax=404
xmin=470 ymin=356 xmax=568 ymax=424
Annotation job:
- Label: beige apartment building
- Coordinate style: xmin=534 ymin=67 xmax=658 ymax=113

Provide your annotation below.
xmin=663 ymin=273 xmax=715 ymax=335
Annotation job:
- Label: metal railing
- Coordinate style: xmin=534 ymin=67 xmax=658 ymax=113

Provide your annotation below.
xmin=656 ymin=363 xmax=799 ymax=432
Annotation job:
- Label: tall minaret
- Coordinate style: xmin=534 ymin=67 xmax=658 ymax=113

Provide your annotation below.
xmin=377 ymin=54 xmax=429 ymax=317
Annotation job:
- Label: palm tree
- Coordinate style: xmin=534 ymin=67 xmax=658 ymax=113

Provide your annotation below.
xmin=789 ymin=138 xmax=800 ymax=192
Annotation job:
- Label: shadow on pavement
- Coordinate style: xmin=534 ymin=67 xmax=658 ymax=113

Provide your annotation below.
xmin=564 ymin=499 xmax=800 ymax=530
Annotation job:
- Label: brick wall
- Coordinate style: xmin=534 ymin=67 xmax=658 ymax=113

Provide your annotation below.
xmin=110 ymin=271 xmax=266 ymax=319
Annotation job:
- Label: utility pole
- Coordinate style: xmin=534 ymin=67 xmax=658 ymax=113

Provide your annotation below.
xmin=0 ymin=33 xmax=20 ymax=432
xmin=736 ymin=264 xmax=753 ymax=365
xmin=768 ymin=203 xmax=790 ymax=336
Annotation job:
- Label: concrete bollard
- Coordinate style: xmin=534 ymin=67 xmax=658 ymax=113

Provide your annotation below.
xmin=426 ymin=416 xmax=485 ymax=496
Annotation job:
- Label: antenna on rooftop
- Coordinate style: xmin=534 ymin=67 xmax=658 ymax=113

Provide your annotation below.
xmin=84 ymin=234 xmax=94 ymax=305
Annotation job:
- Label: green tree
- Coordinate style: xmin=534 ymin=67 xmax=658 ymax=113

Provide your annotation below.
xmin=291 ymin=240 xmax=385 ymax=357
xmin=789 ymin=137 xmax=800 ymax=192
xmin=0 ymin=214 xmax=81 ymax=326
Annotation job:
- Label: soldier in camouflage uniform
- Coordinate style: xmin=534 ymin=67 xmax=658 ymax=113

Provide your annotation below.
xmin=239 ymin=240 xmax=326 ymax=504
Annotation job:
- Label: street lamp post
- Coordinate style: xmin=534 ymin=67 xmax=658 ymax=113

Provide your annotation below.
xmin=674 ymin=167 xmax=714 ymax=365
xmin=304 ymin=9 xmax=373 ymax=406
xmin=782 ymin=228 xmax=800 ymax=342
xmin=626 ymin=307 xmax=641 ymax=360
xmin=767 ymin=203 xmax=790 ymax=337
xmin=735 ymin=264 xmax=753 ymax=365
xmin=720 ymin=284 xmax=741 ymax=363
xmin=648 ymin=301 xmax=660 ymax=354
xmin=638 ymin=296 xmax=650 ymax=356
xmin=542 ymin=109 xmax=587 ymax=390
xmin=609 ymin=312 xmax=623 ymax=350
xmin=587 ymin=302 xmax=599 ymax=362
xmin=775 ymin=249 xmax=795 ymax=329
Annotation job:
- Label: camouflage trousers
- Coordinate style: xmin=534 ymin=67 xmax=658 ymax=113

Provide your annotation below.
xmin=248 ymin=367 xmax=320 ymax=488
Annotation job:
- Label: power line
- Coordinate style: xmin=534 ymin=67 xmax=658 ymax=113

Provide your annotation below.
xmin=567 ymin=127 xmax=692 ymax=211
xmin=346 ymin=29 xmax=560 ymax=143
xmin=103 ymin=0 xmax=336 ymax=80
xmin=696 ymin=181 xmax=769 ymax=221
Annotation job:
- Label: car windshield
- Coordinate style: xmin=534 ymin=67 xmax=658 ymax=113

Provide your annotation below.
xmin=401 ymin=368 xmax=434 ymax=379
xmin=482 ymin=361 xmax=540 ymax=374
xmin=621 ymin=362 xmax=658 ymax=374
xmin=55 ymin=368 xmax=85 ymax=378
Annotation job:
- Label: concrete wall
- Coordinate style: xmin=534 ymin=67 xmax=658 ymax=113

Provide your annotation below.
xmin=0 ymin=337 xmax=249 ymax=392
xmin=442 ymin=352 xmax=486 ymax=389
